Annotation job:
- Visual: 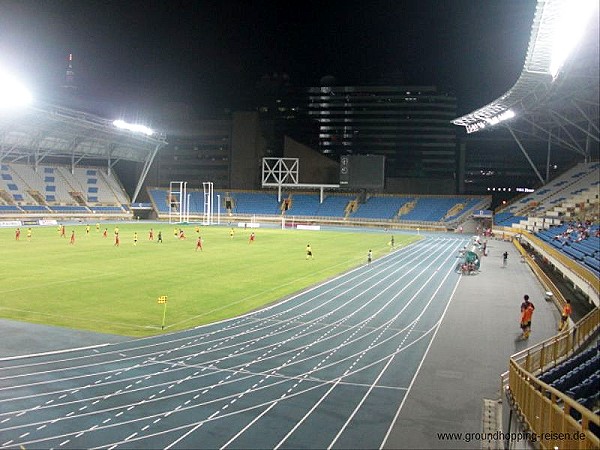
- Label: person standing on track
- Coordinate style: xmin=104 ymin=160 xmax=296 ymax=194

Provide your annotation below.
xmin=367 ymin=249 xmax=373 ymax=265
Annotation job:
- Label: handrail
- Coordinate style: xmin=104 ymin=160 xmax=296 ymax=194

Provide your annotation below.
xmin=502 ymin=307 xmax=600 ymax=449
xmin=508 ymin=359 xmax=599 ymax=450
xmin=511 ymin=308 xmax=599 ymax=375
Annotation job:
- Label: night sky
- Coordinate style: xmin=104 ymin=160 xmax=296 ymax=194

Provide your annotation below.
xmin=0 ymin=0 xmax=537 ymax=117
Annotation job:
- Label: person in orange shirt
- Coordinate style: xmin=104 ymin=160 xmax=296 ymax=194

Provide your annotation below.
xmin=520 ymin=295 xmax=535 ymax=339
xmin=558 ymin=299 xmax=572 ymax=331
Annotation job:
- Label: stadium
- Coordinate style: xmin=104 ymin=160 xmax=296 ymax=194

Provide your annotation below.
xmin=0 ymin=0 xmax=599 ymax=449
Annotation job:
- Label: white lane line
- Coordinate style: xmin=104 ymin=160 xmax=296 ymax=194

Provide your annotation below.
xmin=379 ymin=268 xmax=462 ymax=450
xmin=125 ymin=432 xmax=137 ymax=441
xmin=218 ymin=403 xmax=277 ymax=450
xmin=274 ymin=379 xmax=341 ymax=450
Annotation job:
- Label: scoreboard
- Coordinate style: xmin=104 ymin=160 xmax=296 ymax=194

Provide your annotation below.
xmin=339 ymin=155 xmax=385 ymax=189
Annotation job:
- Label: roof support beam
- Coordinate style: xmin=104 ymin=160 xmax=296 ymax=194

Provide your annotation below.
xmin=71 ymin=152 xmax=86 ymax=173
xmin=571 ymin=100 xmax=599 ymax=135
xmin=131 ymin=142 xmax=164 ymax=204
xmin=550 ymin=110 xmax=600 ymax=143
xmin=506 ymin=125 xmax=545 ymax=185
xmin=518 ymin=117 xmax=585 ymax=155
xmin=545 ymin=133 xmax=552 ymax=182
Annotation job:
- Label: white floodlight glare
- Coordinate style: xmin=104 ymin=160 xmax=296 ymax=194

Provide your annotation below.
xmin=113 ymin=119 xmax=154 ymax=136
xmin=465 ymin=109 xmax=516 ymax=133
xmin=0 ymin=70 xmax=32 ymax=110
xmin=549 ymin=0 xmax=597 ymax=78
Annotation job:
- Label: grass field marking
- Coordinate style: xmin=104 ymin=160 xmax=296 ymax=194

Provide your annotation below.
xmin=0 ymin=306 xmax=163 ymax=331
xmin=0 ymin=271 xmax=121 ymax=296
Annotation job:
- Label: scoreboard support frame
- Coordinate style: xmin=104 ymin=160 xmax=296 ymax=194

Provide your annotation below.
xmin=261 ymin=157 xmax=340 ymax=203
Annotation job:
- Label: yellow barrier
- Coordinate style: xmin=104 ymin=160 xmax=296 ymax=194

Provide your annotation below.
xmin=504 ymin=308 xmax=600 ymax=449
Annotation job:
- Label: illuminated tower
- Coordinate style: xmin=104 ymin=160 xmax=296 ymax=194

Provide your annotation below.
xmin=63 ymin=53 xmax=77 ymax=91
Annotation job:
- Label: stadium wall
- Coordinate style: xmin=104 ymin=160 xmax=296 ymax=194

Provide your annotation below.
xmin=283 ymin=136 xmax=339 ymax=184
xmin=230 ymin=112 xmax=266 ymax=189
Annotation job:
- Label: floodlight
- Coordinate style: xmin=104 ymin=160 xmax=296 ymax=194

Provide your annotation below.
xmin=549 ymin=0 xmax=597 ymax=78
xmin=0 ymin=70 xmax=32 ymax=109
xmin=113 ymin=119 xmax=154 ymax=136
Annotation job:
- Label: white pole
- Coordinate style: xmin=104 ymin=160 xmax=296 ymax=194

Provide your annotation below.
xmin=217 ymin=194 xmax=221 ymax=225
xmin=187 ymin=193 xmax=191 ymax=223
xmin=182 ymin=182 xmax=187 ymax=224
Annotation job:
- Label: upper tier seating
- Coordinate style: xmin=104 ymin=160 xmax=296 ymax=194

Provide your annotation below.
xmin=498 ymin=162 xmax=599 ymax=218
xmin=401 ymin=197 xmax=470 ymax=222
xmin=0 ymin=163 xmax=130 ymax=214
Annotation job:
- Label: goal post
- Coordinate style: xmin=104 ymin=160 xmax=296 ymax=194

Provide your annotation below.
xmin=202 ymin=182 xmax=214 ymax=225
xmin=168 ymin=181 xmax=188 ymax=224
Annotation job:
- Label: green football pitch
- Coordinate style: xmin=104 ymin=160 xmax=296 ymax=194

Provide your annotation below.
xmin=0 ymin=223 xmax=420 ymax=337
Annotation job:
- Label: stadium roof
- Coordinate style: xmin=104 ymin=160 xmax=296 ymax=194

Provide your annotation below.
xmin=0 ymin=102 xmax=166 ymax=164
xmin=452 ymin=0 xmax=599 ymax=183
xmin=0 ymin=101 xmax=167 ymax=203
